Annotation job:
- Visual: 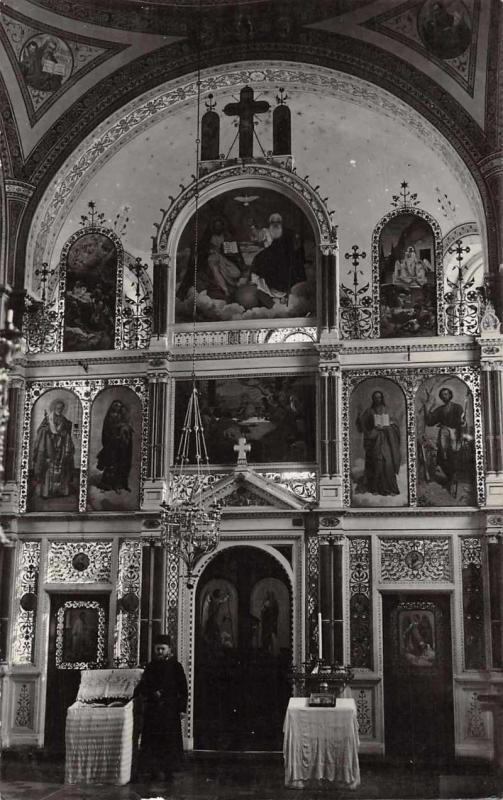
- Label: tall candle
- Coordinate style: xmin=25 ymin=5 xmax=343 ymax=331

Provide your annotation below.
xmin=318 ymin=611 xmax=323 ymax=660
xmin=6 ymin=310 xmax=13 ymax=325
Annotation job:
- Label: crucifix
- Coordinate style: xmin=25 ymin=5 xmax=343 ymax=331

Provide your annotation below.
xmin=233 ymin=436 xmax=251 ymax=466
xmin=223 ymin=86 xmax=270 ymax=158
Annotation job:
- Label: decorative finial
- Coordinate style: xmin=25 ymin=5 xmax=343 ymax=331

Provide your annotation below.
xmin=391 ymin=181 xmax=419 ymax=209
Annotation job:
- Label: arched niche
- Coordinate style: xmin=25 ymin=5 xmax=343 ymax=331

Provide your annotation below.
xmin=86 ymin=385 xmax=142 ymax=512
xmin=349 ymin=376 xmax=408 ymax=508
xmin=27 ymin=387 xmax=82 ymax=512
xmin=415 ymin=374 xmax=476 ymax=507
xmin=372 ymin=206 xmax=443 ymax=338
xmin=154 ymin=165 xmax=334 ymax=328
xmin=59 ymin=225 xmax=124 ymax=351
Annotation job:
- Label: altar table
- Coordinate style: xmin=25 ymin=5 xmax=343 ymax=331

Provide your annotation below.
xmin=282 ymin=697 xmax=360 ymax=789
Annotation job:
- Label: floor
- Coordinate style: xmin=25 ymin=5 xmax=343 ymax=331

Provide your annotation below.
xmin=0 ymin=753 xmax=501 ymax=800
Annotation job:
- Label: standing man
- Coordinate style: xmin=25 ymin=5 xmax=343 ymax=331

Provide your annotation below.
xmin=424 ymin=386 xmax=466 ymax=497
xmin=135 ymin=634 xmax=188 ymax=782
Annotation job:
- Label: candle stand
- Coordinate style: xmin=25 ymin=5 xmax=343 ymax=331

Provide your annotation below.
xmin=290 ymin=659 xmax=354 ymax=706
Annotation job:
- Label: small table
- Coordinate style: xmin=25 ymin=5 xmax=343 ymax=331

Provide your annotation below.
xmin=283 ymin=697 xmax=360 ymax=789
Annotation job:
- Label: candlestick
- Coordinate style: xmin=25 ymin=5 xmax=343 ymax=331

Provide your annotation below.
xmin=318 ymin=611 xmax=323 ymax=660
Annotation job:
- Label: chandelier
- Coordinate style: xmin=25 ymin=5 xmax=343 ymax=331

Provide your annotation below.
xmin=159 ymin=41 xmax=221 ymax=589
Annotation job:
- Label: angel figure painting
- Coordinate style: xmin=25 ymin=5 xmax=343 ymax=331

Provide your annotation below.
xmin=416 ymin=375 xmax=476 ymax=506
xmin=379 ymin=212 xmax=437 ymax=337
xmin=175 ymin=187 xmax=316 ymax=323
xmin=87 ymin=386 xmax=142 ymax=511
xmin=200 ymin=579 xmax=238 ymax=653
xmin=28 ymin=388 xmax=82 ymax=512
xmin=350 ymin=377 xmax=408 ymax=507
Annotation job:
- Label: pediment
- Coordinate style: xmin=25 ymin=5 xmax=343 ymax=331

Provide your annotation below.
xmin=200 ymin=470 xmax=308 ymax=511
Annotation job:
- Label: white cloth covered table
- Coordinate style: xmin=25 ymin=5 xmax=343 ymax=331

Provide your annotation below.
xmin=282 ymin=697 xmax=360 ymax=789
xmin=65 ymin=668 xmax=143 ymax=785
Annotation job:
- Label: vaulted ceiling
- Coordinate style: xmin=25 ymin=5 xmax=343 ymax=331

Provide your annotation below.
xmin=0 ymin=0 xmax=501 ymax=288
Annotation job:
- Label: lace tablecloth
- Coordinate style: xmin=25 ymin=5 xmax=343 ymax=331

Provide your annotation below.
xmin=65 ymin=701 xmax=135 ymax=785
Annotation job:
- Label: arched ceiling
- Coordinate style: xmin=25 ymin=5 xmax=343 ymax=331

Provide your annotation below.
xmin=0 ymin=0 xmax=498 ymax=188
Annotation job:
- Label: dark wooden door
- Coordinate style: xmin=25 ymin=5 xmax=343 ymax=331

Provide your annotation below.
xmin=44 ymin=593 xmax=109 ymax=752
xmin=194 ymin=546 xmax=292 ymax=751
xmin=383 ymin=593 xmax=454 ymax=763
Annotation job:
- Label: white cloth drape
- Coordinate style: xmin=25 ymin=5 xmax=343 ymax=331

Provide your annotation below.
xmin=282 ymin=697 xmax=360 ymax=789
xmin=65 ymin=702 xmax=135 ymax=785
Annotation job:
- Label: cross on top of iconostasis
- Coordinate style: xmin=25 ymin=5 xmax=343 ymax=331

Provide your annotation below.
xmin=223 ymin=86 xmax=270 ymax=158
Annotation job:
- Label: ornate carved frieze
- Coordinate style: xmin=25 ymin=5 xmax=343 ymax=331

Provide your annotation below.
xmin=14 ymin=683 xmax=33 ymax=729
xmin=349 ymin=537 xmax=372 ymax=669
xmin=306 ymin=533 xmax=320 ymax=662
xmin=352 ymin=687 xmax=374 ymax=737
xmin=173 ymin=327 xmax=317 ymax=348
xmin=46 ymin=541 xmax=113 ymax=584
xmin=260 ymin=472 xmax=317 ymax=503
xmin=115 ymin=539 xmax=142 ymax=667
xmin=465 ymin=691 xmax=487 ymax=739
xmin=12 ymin=541 xmax=40 ymax=664
xmin=380 ymin=537 xmax=451 ymax=582
xmin=460 ymin=537 xmax=485 ymax=670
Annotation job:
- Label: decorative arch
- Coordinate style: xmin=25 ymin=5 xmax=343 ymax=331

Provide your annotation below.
xmin=371 ymin=205 xmax=443 ymax=338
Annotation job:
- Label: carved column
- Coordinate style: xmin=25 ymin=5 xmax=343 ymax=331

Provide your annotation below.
xmin=304 ymin=510 xmax=320 ymax=662
xmin=151 ymin=252 xmax=170 ymax=341
xmin=319 ymin=242 xmax=339 ymax=341
xmin=1 ymin=377 xmax=24 ymax=513
xmin=319 ymin=521 xmax=345 ymax=665
xmin=479 ymin=324 xmax=503 ymax=505
xmin=318 ymin=351 xmax=343 ymax=508
xmin=3 ymin=181 xmax=35 ymax=325
xmin=142 ymin=362 xmax=170 ymax=510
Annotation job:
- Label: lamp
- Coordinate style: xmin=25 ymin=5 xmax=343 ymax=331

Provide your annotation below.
xmin=159 ymin=33 xmax=221 ymax=589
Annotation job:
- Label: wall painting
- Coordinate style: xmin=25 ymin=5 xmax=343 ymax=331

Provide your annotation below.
xmin=63 ymin=231 xmax=118 ymax=351
xmin=416 ymin=375 xmax=476 ymax=506
xmin=349 ymin=377 xmax=408 ymax=507
xmin=174 ymin=376 xmax=316 ymax=464
xmin=175 ymin=187 xmax=316 ymax=323
xmin=28 ymin=388 xmax=82 ymax=512
xmin=87 ymin=386 xmax=142 ymax=511
xmin=379 ymin=212 xmax=437 ymax=337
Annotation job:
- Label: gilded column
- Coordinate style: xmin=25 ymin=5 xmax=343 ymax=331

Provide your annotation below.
xmin=318 ymin=351 xmax=343 ymax=508
xmin=478 ymin=313 xmax=503 ymax=505
xmin=319 ymin=240 xmax=339 ymax=341
xmin=142 ymin=363 xmax=170 ymax=510
xmin=151 ymin=252 xmax=170 ymax=339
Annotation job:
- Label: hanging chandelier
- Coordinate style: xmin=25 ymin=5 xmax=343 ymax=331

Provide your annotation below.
xmin=159 ymin=25 xmax=221 ymax=588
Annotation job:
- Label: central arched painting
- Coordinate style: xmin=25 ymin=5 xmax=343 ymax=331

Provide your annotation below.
xmin=175 ymin=187 xmax=316 ymax=323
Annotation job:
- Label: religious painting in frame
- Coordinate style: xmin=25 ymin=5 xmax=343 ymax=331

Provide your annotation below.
xmin=174 ymin=375 xmax=316 ymax=464
xmin=374 ymin=207 xmax=442 ymax=338
xmin=87 ymin=386 xmax=142 ymax=512
xmin=61 ymin=225 xmax=123 ymax=351
xmin=27 ymin=387 xmax=82 ymax=512
xmin=56 ymin=600 xmax=106 ymax=669
xmin=199 ymin=579 xmax=238 ymax=652
xmin=349 ymin=376 xmax=408 ymax=507
xmin=249 ymin=577 xmax=291 ymax=655
xmin=415 ymin=374 xmax=476 ymax=507
xmin=175 ymin=186 xmax=316 ymax=323
xmin=417 ymin=0 xmax=472 ymax=60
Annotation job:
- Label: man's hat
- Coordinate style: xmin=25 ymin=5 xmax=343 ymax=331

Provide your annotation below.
xmin=153 ymin=634 xmax=171 ymax=646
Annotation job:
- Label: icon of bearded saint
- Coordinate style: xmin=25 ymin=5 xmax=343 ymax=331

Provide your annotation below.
xmin=393 ymin=245 xmax=431 ymax=288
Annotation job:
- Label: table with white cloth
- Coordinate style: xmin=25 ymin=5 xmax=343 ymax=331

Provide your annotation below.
xmin=65 ymin=668 xmax=143 ymax=785
xmin=282 ymin=697 xmax=360 ymax=789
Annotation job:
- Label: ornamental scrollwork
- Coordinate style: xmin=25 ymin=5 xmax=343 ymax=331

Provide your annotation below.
xmin=114 ymin=540 xmax=142 ymax=667
xmin=349 ymin=537 xmax=372 ymax=669
xmin=12 ymin=542 xmax=40 ymax=664
xmin=380 ymin=537 xmax=451 ymax=582
xmin=46 ymin=541 xmax=113 ymax=584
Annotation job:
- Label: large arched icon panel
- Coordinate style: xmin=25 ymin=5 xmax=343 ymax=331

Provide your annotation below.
xmin=28 ymin=388 xmax=82 ymax=512
xmin=174 ymin=375 xmax=316 ymax=465
xmin=349 ymin=376 xmax=408 ymax=507
xmin=86 ymin=386 xmax=142 ymax=511
xmin=415 ymin=375 xmax=476 ymax=507
xmin=61 ymin=227 xmax=122 ymax=351
xmin=376 ymin=210 xmax=441 ymax=338
xmin=175 ymin=186 xmax=316 ymax=324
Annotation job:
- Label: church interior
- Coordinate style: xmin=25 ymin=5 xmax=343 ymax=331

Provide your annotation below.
xmin=0 ymin=0 xmax=502 ymax=798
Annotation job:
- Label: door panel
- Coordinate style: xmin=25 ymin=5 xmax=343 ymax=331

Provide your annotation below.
xmin=383 ymin=593 xmax=454 ymax=763
xmin=44 ymin=593 xmax=109 ymax=752
xmin=194 ymin=547 xmax=292 ymax=750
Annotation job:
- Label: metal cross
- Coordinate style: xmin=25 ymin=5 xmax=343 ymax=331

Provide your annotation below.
xmin=34 ymin=262 xmax=55 ymax=304
xmin=223 ymin=86 xmax=270 ymax=158
xmin=234 ymin=436 xmax=251 ymax=466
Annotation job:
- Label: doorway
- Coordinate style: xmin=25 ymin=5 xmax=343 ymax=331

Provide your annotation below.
xmin=382 ymin=593 xmax=454 ymax=763
xmin=194 ymin=546 xmax=292 ymax=751
xmin=44 ymin=592 xmax=109 ymax=752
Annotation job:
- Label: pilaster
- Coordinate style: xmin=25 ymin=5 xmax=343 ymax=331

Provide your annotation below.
xmin=318 ymin=242 xmax=339 ymax=343
xmin=318 ymin=346 xmax=343 ymax=508
xmin=142 ymin=361 xmax=170 ymax=510
xmin=478 ymin=318 xmax=503 ymax=506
